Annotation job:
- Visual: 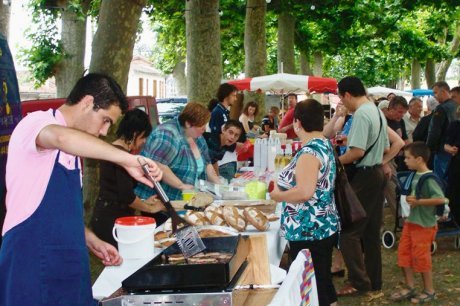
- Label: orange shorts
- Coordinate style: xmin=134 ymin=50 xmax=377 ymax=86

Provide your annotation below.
xmin=397 ymin=222 xmax=437 ymax=273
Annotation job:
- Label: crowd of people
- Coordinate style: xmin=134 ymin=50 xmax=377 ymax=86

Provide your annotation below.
xmin=0 ymin=71 xmax=458 ymax=305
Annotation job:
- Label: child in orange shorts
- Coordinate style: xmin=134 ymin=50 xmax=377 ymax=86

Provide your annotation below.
xmin=390 ymin=142 xmax=448 ymax=304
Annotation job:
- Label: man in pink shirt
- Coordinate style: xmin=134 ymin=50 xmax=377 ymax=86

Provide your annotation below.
xmin=0 ymin=74 xmax=163 ymax=306
xmin=278 ymin=93 xmax=298 ymax=139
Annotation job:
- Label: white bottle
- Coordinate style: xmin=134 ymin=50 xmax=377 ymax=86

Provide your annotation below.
xmin=260 ymin=138 xmax=268 ymax=172
xmin=267 ymin=138 xmax=276 ymax=172
xmin=253 ymin=138 xmax=261 ymax=172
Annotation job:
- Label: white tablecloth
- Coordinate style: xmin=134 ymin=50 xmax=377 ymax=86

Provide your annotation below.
xmin=92 ymin=220 xmax=287 ymax=299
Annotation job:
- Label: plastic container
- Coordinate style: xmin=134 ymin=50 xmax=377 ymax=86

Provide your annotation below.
xmin=112 ymin=216 xmax=156 ymax=259
xmin=182 ymin=190 xmax=196 ymax=201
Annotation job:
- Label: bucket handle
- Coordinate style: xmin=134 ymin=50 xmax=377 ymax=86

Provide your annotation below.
xmin=112 ymin=226 xmax=154 ymax=245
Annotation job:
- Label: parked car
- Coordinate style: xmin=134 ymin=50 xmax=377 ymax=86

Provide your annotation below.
xmin=156 ymin=97 xmax=187 ymax=123
xmin=21 ymin=96 xmax=160 ymax=128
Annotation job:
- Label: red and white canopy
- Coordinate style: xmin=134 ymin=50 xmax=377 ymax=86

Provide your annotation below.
xmin=228 ymin=73 xmax=337 ymax=94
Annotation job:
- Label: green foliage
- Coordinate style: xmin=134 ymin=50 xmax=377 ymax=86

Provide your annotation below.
xmin=19 ymin=0 xmax=94 ymax=88
xmin=18 ymin=1 xmax=62 ymax=87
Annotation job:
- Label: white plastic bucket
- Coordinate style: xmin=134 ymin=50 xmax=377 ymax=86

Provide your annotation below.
xmin=112 ymin=216 xmax=156 ymax=259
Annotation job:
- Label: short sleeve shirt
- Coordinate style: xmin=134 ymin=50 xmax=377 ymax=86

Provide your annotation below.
xmin=135 ymin=118 xmax=211 ymax=201
xmin=407 ymin=171 xmax=446 ymax=227
xmin=209 ymin=103 xmax=229 ymax=134
xmin=347 ymin=102 xmax=389 ymax=167
xmin=278 ymin=138 xmax=339 ymax=241
xmin=278 ymin=108 xmax=296 ymax=139
xmin=3 ymin=109 xmax=81 ymax=235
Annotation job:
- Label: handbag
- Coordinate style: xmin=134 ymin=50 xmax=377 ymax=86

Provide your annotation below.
xmin=334 ymin=151 xmax=367 ymax=229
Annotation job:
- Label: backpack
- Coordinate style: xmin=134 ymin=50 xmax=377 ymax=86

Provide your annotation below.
xmin=397 ymin=171 xmax=447 ymax=217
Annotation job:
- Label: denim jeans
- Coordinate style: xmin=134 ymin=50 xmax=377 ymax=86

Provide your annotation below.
xmin=434 ymin=151 xmax=451 ymax=185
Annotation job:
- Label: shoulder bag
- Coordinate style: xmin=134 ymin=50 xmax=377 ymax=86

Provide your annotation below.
xmin=334 ymin=150 xmax=367 ymax=229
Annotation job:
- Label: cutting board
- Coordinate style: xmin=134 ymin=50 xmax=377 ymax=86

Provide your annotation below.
xmin=237 ymin=234 xmax=271 ymax=285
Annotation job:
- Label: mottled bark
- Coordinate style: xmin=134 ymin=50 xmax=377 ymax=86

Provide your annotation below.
xmin=0 ymin=1 xmax=10 ymax=39
xmin=89 ymin=0 xmax=145 ymax=91
xmin=436 ymin=23 xmax=460 ymax=81
xmin=244 ymin=0 xmax=266 ymax=120
xmin=55 ymin=2 xmax=88 ymax=98
xmin=277 ymin=12 xmax=295 ymax=74
xmin=299 ymin=52 xmax=312 ymax=75
xmin=425 ymin=59 xmax=436 ymax=88
xmin=312 ymin=51 xmax=323 ymax=77
xmin=410 ymin=59 xmax=421 ymax=89
xmin=85 ymin=0 xmax=145 ymax=215
xmin=244 ymin=0 xmax=266 ymax=78
xmin=172 ymin=59 xmax=186 ymax=96
xmin=186 ymin=0 xmax=221 ymax=105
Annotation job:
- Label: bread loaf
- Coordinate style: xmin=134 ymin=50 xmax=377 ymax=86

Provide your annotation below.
xmin=184 ymin=211 xmax=209 ymax=226
xmin=190 ymin=192 xmax=214 ymax=207
xmin=154 ymin=230 xmax=171 ymax=241
xmin=205 ymin=205 xmax=227 ymax=226
xmin=244 ymin=207 xmax=270 ymax=231
xmin=223 ymin=206 xmax=247 ymax=232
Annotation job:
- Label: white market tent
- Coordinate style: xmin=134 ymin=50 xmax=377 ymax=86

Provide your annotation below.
xmin=367 ymin=86 xmax=413 ymax=100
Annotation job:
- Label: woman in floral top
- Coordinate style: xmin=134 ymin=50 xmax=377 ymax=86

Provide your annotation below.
xmin=270 ymin=99 xmax=339 ymax=306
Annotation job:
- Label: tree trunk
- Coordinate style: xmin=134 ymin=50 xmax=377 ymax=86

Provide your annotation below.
xmin=0 ymin=1 xmax=10 ymax=39
xmin=186 ymin=0 xmax=221 ymax=105
xmin=172 ymin=59 xmax=186 ymax=96
xmin=244 ymin=0 xmax=266 ymax=78
xmin=312 ymin=51 xmax=323 ymax=76
xmin=425 ymin=59 xmax=436 ymax=88
xmin=411 ymin=59 xmax=421 ymax=89
xmin=89 ymin=0 xmax=145 ymax=91
xmin=277 ymin=11 xmax=295 ymax=74
xmin=55 ymin=2 xmax=88 ymax=98
xmin=436 ymin=23 xmax=460 ymax=81
xmin=244 ymin=0 xmax=266 ymax=119
xmin=85 ymin=0 xmax=145 ymax=217
xmin=299 ymin=52 xmax=312 ymax=75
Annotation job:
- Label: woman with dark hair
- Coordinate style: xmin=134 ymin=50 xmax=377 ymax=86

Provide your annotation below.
xmin=135 ymin=102 xmax=221 ymax=202
xmin=90 ymin=108 xmax=166 ymax=247
xmin=270 ymin=99 xmax=339 ymax=306
xmin=239 ymin=101 xmax=259 ymax=136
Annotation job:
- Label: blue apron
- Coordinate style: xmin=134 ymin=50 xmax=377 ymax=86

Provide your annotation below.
xmin=0 ymin=149 xmax=96 ymax=305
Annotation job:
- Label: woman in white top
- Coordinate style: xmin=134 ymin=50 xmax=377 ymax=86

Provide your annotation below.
xmin=239 ymin=101 xmax=259 ymax=137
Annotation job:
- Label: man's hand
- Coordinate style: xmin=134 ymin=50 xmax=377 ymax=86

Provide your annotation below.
xmin=126 ymin=156 xmax=163 ymax=188
xmin=85 ymin=228 xmax=123 ymax=266
xmin=382 ymin=163 xmax=392 ymax=179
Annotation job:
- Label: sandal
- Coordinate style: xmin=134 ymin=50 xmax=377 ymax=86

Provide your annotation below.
xmin=410 ymin=290 xmax=436 ymax=304
xmin=336 ymin=284 xmax=359 ymax=297
xmin=389 ymin=286 xmax=415 ymax=302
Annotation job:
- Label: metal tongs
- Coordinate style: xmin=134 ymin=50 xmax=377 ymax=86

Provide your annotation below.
xmin=138 ymin=157 xmax=206 ymax=257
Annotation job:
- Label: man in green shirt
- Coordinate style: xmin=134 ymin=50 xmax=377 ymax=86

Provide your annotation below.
xmin=336 ymin=76 xmax=389 ymax=295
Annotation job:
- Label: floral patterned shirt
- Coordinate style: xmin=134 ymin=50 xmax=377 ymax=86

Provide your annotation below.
xmin=278 ymin=138 xmax=339 ymax=241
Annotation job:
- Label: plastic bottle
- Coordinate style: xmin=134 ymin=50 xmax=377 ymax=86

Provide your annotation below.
xmin=284 ymin=142 xmax=293 ymax=165
xmin=260 ymin=138 xmax=268 ymax=172
xmin=253 ymin=138 xmax=261 ymax=173
xmin=267 ymin=138 xmax=276 ymax=172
